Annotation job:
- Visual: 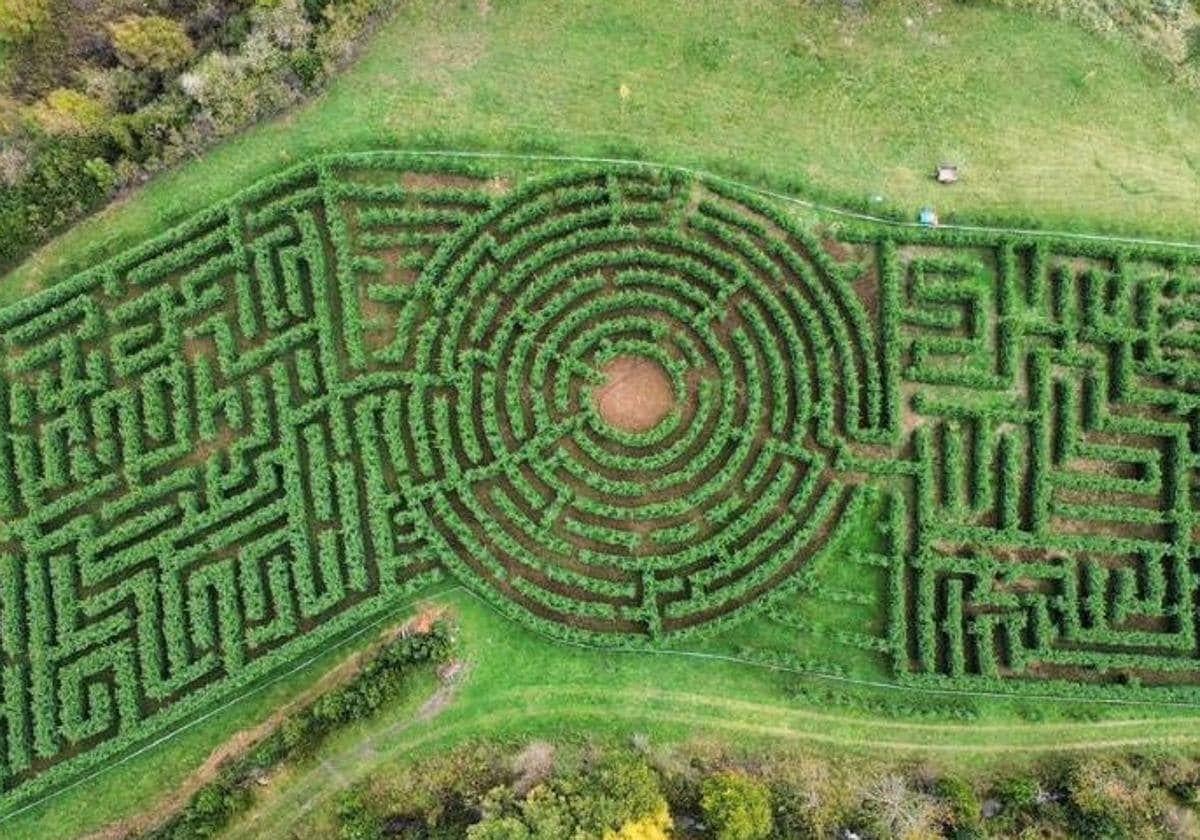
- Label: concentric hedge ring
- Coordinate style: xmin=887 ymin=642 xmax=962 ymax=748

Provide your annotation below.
xmin=399 ymin=168 xmax=868 ymax=638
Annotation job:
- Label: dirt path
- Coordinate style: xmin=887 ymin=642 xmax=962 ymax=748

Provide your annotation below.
xmin=81 ymin=606 xmax=450 ymax=840
xmin=221 ymin=662 xmax=471 ymax=840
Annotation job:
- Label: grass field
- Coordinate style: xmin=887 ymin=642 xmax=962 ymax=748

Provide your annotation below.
xmin=5 ymin=0 xmax=1200 ymax=304
xmin=203 ymin=587 xmax=1200 ymax=840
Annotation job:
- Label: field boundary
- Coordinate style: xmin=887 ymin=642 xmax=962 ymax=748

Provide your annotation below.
xmin=352 ymin=148 xmax=1200 ymax=251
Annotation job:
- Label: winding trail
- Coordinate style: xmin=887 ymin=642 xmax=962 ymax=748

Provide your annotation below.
xmin=221 ymin=671 xmax=1200 ymax=840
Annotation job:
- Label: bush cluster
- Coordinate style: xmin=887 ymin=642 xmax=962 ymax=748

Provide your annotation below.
xmin=331 ymin=739 xmax=1200 ymax=839
xmin=146 ymin=620 xmax=453 ymax=840
xmin=0 ymin=0 xmax=400 ymax=270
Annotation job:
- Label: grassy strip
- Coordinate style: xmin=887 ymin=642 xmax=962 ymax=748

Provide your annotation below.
xmin=7 ymin=0 xmax=1200 ymax=302
xmin=219 ymin=588 xmax=1200 ymax=839
xmin=138 ymin=619 xmax=453 ymax=840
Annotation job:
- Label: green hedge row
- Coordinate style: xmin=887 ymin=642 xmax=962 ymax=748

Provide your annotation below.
xmin=4 ymin=151 xmax=1200 ymax=809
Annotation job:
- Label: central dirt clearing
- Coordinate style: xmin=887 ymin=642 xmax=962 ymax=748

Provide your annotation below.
xmin=593 ymin=356 xmax=675 ymax=433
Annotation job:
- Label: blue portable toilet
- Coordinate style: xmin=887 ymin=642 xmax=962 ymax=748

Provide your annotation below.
xmin=918 ymin=206 xmax=938 ymax=227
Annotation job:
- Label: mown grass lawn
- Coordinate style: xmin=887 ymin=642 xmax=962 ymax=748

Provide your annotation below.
xmin=5 ymin=0 xmax=1200 ymax=304
xmin=213 ymin=586 xmax=1200 ymax=840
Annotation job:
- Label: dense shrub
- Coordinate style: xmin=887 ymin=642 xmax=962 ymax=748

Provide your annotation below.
xmin=181 ymin=40 xmax=301 ymax=137
xmin=700 ymin=771 xmax=774 ymax=840
xmin=0 ymin=0 xmax=409 ymax=274
xmin=27 ymin=88 xmax=109 ymax=136
xmin=108 ymin=15 xmax=197 ymax=74
xmin=935 ymin=774 xmax=982 ymax=829
xmin=0 ymin=134 xmax=114 ymax=263
xmin=854 ymin=774 xmax=948 ymax=840
xmin=329 ymin=739 xmax=1200 ymax=840
xmin=146 ymin=622 xmax=454 ymax=840
xmin=0 ymin=0 xmax=51 ymax=43
xmin=466 ymin=755 xmax=669 ymax=840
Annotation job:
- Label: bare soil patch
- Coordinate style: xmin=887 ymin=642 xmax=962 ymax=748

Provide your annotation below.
xmin=592 ymin=356 xmax=674 ymax=433
xmin=402 ymin=172 xmax=486 ymax=192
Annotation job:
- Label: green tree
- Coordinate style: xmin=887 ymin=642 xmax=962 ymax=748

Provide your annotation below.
xmin=468 ymin=816 xmax=533 ymax=840
xmin=27 ymin=89 xmax=109 ymax=136
xmin=700 ymin=771 xmax=773 ymax=840
xmin=0 ymin=0 xmax=51 ymax=43
xmin=468 ymin=756 xmax=668 ymax=840
xmin=108 ymin=15 xmax=195 ymax=73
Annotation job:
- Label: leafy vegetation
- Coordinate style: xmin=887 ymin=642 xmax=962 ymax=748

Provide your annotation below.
xmin=145 ymin=620 xmax=453 ymax=840
xmin=699 ymin=771 xmax=774 ymax=840
xmin=0 ymin=0 xmax=404 ymax=270
xmin=107 ymin=16 xmax=196 ymax=75
xmin=5 ymin=152 xmax=1200 ymax=820
xmin=277 ymin=737 xmax=1200 ymax=839
xmin=463 ymin=754 xmax=669 ymax=840
xmin=0 ymin=0 xmax=51 ymax=45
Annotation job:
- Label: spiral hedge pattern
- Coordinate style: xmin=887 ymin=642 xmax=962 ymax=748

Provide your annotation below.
xmin=5 ymin=152 xmax=1200 ymax=806
xmin=397 ymin=169 xmax=868 ymax=634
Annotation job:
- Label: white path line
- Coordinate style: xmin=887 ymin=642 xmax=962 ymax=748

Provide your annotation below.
xmin=354 ymin=148 xmax=1200 ymax=250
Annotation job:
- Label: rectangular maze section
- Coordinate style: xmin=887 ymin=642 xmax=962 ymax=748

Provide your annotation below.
xmin=866 ymin=237 xmax=1200 ymax=690
xmin=0 ymin=157 xmax=482 ymax=805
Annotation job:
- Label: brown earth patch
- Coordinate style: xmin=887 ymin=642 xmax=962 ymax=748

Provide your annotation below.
xmin=592 ymin=356 xmax=674 ymax=433
xmin=181 ymin=427 xmax=237 ymax=468
xmin=402 ymin=171 xmax=485 ymax=191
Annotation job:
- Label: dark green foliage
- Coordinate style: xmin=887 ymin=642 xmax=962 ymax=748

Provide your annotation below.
xmin=337 ymin=788 xmax=386 ymax=840
xmin=994 ymin=774 xmax=1040 ymax=812
xmin=936 ymin=774 xmax=982 ymax=828
xmin=0 ymin=135 xmax=116 ymax=264
xmin=0 ymin=0 xmax=406 ymax=275
xmin=467 ymin=754 xmax=667 ymax=839
xmin=4 ymin=153 xmax=1200 ymax=812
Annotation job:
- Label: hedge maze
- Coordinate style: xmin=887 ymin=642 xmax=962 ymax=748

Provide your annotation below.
xmin=2 ymin=152 xmax=1200 ymax=802
xmin=868 ymin=234 xmax=1200 ymax=694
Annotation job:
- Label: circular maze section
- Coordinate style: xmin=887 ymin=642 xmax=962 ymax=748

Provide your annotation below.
xmin=396 ymin=168 xmax=869 ymax=638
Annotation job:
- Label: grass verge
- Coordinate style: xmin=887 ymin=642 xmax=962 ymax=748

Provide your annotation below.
xmin=5 ymin=0 xmax=1200 ymax=303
